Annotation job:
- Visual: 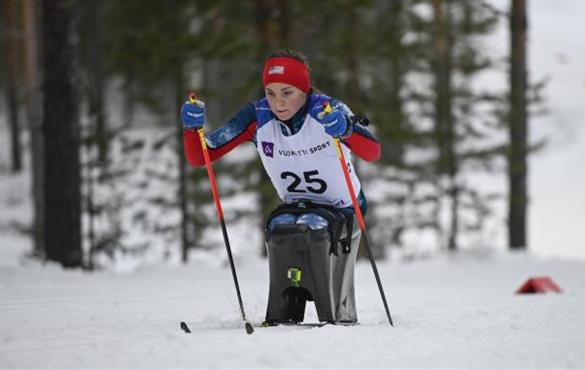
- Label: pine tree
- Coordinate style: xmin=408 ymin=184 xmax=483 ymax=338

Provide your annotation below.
xmin=101 ymin=0 xmax=259 ymax=262
xmin=357 ymin=0 xmax=421 ymax=254
xmin=1 ymin=0 xmax=23 ymax=173
xmin=42 ymin=0 xmax=82 ymax=268
xmin=508 ymin=0 xmax=528 ymax=249
xmin=21 ymin=0 xmax=44 ymax=258
xmin=384 ymin=0 xmax=503 ymax=254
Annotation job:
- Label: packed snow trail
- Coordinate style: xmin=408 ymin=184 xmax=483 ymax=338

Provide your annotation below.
xmin=1 ymin=246 xmax=584 ymax=370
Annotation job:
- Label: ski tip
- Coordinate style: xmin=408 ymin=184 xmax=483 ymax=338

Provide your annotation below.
xmin=180 ymin=321 xmax=191 ymax=333
xmin=245 ymin=322 xmax=255 ymax=335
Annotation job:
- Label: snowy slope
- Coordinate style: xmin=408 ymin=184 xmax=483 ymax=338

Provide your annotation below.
xmin=1 ymin=243 xmax=584 ymax=369
xmin=2 ymin=2 xmax=585 ymax=369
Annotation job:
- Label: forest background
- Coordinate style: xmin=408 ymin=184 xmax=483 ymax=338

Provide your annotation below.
xmin=1 ymin=0 xmax=583 ymax=270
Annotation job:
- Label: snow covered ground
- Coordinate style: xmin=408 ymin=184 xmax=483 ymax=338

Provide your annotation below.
xmin=1 ymin=240 xmax=584 ymax=369
xmin=2 ymin=1 xmax=585 ymax=369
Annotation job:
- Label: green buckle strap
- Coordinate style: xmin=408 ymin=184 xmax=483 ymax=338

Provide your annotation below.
xmin=287 ymin=267 xmax=302 ymax=287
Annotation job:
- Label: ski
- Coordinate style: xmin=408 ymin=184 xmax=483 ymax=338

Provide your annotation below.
xmin=180 ymin=321 xmax=254 ymax=334
xmin=259 ymin=321 xmax=359 ymax=329
xmin=260 ymin=321 xmax=331 ymax=329
xmin=179 ymin=320 xmax=358 ymax=333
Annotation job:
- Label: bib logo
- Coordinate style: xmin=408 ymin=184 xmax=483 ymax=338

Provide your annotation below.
xmin=261 ymin=141 xmax=274 ymax=158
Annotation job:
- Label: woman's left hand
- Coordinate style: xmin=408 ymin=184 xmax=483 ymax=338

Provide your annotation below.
xmin=318 ymin=109 xmax=347 ymax=138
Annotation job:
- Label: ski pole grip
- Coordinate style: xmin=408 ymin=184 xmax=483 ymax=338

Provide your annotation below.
xmin=317 ymin=101 xmax=333 ymax=121
xmin=189 ymin=92 xmax=205 ymax=109
xmin=323 ymin=102 xmax=333 ymax=115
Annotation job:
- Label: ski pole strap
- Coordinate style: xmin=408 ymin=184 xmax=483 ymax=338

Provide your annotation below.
xmin=349 ymin=114 xmax=370 ymax=127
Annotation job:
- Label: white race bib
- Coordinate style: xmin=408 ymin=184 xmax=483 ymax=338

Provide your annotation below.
xmin=256 ymin=115 xmax=361 ymax=208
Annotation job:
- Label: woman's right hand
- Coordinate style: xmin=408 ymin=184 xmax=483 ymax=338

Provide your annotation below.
xmin=181 ymin=99 xmax=206 ymax=129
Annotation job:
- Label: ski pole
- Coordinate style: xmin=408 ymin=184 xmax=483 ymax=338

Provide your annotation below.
xmin=323 ymin=102 xmax=394 ymax=327
xmin=189 ymin=93 xmax=254 ymax=335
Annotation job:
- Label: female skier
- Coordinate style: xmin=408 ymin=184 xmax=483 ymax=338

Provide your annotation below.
xmin=181 ymin=49 xmax=381 ymax=325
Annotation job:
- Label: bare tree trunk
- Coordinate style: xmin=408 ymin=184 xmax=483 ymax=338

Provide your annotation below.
xmin=22 ymin=0 xmax=45 ymax=257
xmin=176 ymin=58 xmax=189 ymax=264
xmin=386 ymin=0 xmax=407 ymax=165
xmin=432 ymin=0 xmax=458 ymax=251
xmin=84 ymin=0 xmax=108 ymax=165
xmin=509 ymin=0 xmax=528 ymax=249
xmin=2 ymin=0 xmax=23 ymax=173
xmin=42 ymin=0 xmax=82 ymax=268
xmin=78 ymin=0 xmax=108 ymax=268
xmin=166 ymin=0 xmax=190 ymax=263
xmin=448 ymin=176 xmax=459 ymax=250
xmin=177 ymin=73 xmax=190 ymax=263
xmin=84 ymin=136 xmax=97 ymax=269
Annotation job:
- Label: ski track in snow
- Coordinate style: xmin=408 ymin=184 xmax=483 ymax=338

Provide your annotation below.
xmin=1 ymin=252 xmax=585 ymax=370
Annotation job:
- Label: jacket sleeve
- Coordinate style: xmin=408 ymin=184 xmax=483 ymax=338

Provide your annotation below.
xmin=342 ymin=121 xmax=381 ymax=162
xmin=183 ymin=103 xmax=257 ymax=167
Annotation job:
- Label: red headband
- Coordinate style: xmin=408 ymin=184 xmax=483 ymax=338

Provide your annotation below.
xmin=262 ymin=57 xmax=310 ymax=93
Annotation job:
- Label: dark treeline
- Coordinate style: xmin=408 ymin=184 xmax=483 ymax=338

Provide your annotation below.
xmin=0 ymin=0 xmax=537 ymax=269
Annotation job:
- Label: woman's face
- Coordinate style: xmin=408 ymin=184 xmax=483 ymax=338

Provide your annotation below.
xmin=264 ymin=82 xmax=307 ymax=121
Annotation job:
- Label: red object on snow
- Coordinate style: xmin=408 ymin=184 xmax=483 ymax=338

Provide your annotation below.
xmin=516 ymin=276 xmax=562 ymax=294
